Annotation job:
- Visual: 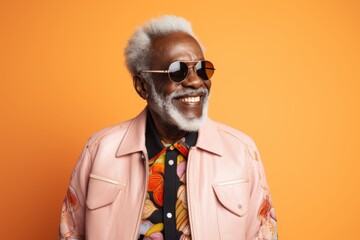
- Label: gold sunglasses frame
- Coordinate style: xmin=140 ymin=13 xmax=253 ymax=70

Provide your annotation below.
xmin=140 ymin=60 xmax=215 ymax=82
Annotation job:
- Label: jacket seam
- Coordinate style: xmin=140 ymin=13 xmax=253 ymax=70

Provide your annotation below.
xmin=216 ymin=127 xmax=258 ymax=161
xmin=132 ymin=151 xmax=149 ymax=240
xmin=72 ymin=146 xmax=92 ymax=214
xmin=187 ymin=148 xmax=196 ymax=240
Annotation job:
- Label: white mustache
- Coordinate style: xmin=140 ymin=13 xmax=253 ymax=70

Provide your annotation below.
xmin=168 ymin=88 xmax=209 ymax=99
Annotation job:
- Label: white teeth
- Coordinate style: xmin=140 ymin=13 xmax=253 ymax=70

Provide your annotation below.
xmin=179 ymin=96 xmax=200 ymax=103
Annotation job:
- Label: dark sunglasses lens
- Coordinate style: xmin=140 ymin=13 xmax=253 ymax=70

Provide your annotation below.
xmin=196 ymin=61 xmax=215 ymax=80
xmin=168 ymin=61 xmax=188 ymax=82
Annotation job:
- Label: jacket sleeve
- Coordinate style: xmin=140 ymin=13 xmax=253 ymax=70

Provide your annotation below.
xmin=245 ymin=142 xmax=278 ymax=240
xmin=59 ymin=143 xmax=92 ymax=240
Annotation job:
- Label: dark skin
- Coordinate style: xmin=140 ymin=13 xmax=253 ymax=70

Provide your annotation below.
xmin=133 ymin=32 xmax=212 ymax=144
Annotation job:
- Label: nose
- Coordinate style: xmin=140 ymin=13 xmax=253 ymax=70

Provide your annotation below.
xmin=181 ymin=67 xmax=203 ymax=89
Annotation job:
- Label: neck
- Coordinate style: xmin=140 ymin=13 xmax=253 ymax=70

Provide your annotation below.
xmin=155 ymin=121 xmax=188 ymax=144
xmin=149 ymin=109 xmax=188 ymax=144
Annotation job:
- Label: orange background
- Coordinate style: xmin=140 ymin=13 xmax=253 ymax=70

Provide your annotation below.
xmin=1 ymin=0 xmax=359 ymax=239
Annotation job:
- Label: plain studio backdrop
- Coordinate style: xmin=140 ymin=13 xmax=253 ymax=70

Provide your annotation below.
xmin=1 ymin=0 xmax=359 ymax=239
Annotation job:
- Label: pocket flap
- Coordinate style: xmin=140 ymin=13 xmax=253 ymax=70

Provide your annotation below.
xmin=212 ymin=179 xmax=249 ymax=217
xmin=86 ymin=174 xmax=125 ymax=210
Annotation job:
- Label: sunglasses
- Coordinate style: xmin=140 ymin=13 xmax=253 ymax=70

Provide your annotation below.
xmin=141 ymin=60 xmax=215 ymax=83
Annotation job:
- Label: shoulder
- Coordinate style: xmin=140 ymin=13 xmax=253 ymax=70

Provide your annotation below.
xmin=85 ymin=118 xmax=133 ymax=154
xmin=209 ymin=119 xmax=256 ymax=146
xmin=209 ymin=119 xmax=260 ymax=161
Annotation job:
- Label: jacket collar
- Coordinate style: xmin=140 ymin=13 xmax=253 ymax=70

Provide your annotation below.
xmin=116 ymin=108 xmax=148 ymax=157
xmin=116 ymin=107 xmax=223 ymax=158
xmin=196 ymin=118 xmax=223 ymax=156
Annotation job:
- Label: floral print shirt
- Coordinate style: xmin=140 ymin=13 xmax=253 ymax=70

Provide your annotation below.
xmin=138 ymin=113 xmax=197 ymax=240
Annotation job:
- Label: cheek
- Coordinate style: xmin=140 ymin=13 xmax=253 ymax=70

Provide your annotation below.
xmin=155 ymin=80 xmax=179 ymax=97
xmin=205 ymin=80 xmax=212 ymax=91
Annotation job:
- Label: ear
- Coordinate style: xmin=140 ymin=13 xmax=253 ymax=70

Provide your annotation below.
xmin=133 ymin=75 xmax=148 ymax=100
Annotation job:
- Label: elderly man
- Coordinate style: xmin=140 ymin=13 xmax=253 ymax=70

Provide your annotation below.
xmin=59 ymin=15 xmax=277 ymax=240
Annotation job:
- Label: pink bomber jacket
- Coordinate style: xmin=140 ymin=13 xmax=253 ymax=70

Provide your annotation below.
xmin=59 ymin=108 xmax=278 ymax=240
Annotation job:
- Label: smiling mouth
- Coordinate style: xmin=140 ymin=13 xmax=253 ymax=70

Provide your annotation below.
xmin=177 ymin=96 xmax=201 ymax=103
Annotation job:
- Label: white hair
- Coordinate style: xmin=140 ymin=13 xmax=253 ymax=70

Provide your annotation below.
xmin=124 ymin=15 xmax=202 ymax=78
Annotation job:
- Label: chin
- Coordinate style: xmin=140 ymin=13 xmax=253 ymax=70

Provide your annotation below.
xmin=166 ymin=104 xmax=208 ymax=132
xmin=148 ymin=82 xmax=210 ymax=132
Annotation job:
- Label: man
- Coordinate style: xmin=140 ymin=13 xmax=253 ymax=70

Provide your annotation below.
xmin=59 ymin=15 xmax=277 ymax=240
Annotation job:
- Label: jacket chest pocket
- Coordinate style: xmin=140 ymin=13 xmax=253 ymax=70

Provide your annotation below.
xmin=212 ymin=179 xmax=249 ymax=240
xmin=85 ymin=174 xmax=126 ymax=240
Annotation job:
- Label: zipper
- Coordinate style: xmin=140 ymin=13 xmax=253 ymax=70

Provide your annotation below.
xmin=132 ymin=151 xmax=149 ymax=240
xmin=186 ymin=147 xmax=196 ymax=240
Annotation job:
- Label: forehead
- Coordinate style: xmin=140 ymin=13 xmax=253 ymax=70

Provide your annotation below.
xmin=150 ymin=32 xmax=204 ymax=67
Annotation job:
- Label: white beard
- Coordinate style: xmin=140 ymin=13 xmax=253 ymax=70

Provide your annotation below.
xmin=148 ymin=83 xmax=209 ymax=132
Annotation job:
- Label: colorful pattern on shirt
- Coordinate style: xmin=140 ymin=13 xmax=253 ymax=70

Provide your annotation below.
xmin=138 ymin=140 xmax=191 ymax=240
